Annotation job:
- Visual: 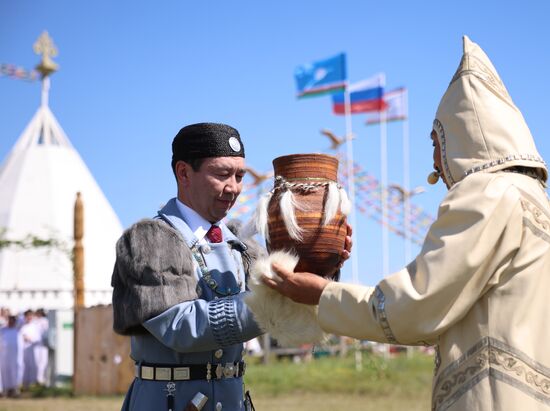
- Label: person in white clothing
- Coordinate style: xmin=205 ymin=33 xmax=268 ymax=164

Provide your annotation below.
xmin=0 ymin=316 xmax=24 ymax=397
xmin=33 ymin=309 xmax=49 ymax=386
xmin=20 ymin=310 xmax=40 ymax=389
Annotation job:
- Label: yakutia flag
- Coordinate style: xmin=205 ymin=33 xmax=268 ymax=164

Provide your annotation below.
xmin=332 ymin=73 xmax=386 ymax=115
xmin=294 ymin=53 xmax=347 ymax=98
xmin=366 ymin=87 xmax=408 ymax=124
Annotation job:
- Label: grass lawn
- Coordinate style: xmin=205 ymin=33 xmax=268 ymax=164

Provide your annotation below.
xmin=0 ymin=352 xmax=434 ymax=411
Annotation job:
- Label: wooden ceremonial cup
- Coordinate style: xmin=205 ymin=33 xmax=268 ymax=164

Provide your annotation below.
xmin=267 ymin=153 xmax=347 ymax=279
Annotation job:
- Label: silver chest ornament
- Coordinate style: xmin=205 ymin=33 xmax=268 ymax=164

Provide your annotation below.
xmin=191 ymin=242 xmax=243 ymax=297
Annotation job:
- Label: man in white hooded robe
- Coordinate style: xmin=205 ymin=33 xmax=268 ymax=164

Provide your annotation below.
xmin=262 ymin=36 xmax=550 ymax=411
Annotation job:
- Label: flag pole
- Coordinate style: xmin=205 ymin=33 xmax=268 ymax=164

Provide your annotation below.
xmin=343 ymin=82 xmax=358 ymax=285
xmin=403 ymin=89 xmax=412 ymax=265
xmin=380 ymin=75 xmax=389 ymax=277
xmin=402 ymin=89 xmax=413 ymax=360
xmin=344 ymin=81 xmax=363 ymax=372
xmin=379 ymin=76 xmax=390 ymax=361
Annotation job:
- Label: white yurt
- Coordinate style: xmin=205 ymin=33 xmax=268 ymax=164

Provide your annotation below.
xmin=0 ymin=33 xmax=122 ymax=312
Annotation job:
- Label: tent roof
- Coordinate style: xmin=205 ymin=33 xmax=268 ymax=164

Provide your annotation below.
xmin=0 ymin=79 xmax=122 ymax=311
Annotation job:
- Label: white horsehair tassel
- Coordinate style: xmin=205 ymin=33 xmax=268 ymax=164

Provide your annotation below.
xmin=280 ymin=189 xmax=304 ymax=242
xmin=255 ymin=192 xmax=272 ymax=241
xmin=339 ymin=187 xmax=351 ymax=216
xmin=323 ymin=182 xmax=340 ymax=226
xmin=241 ymin=192 xmax=272 ymax=241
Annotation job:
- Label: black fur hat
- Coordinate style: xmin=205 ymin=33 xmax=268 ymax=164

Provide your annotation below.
xmin=171 ymin=122 xmax=245 ymax=170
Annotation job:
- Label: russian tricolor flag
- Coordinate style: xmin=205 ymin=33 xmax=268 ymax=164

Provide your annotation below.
xmin=332 ymin=73 xmax=387 ymax=115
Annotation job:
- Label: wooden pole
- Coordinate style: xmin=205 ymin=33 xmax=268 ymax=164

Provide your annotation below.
xmin=73 ymin=192 xmax=84 ymax=391
xmin=74 ymin=192 xmax=85 ymax=308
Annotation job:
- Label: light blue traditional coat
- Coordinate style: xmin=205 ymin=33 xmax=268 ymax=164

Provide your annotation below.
xmin=115 ymin=199 xmax=263 ymax=411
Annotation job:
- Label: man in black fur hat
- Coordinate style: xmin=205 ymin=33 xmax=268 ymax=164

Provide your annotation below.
xmin=112 ymin=123 xmax=263 ymax=411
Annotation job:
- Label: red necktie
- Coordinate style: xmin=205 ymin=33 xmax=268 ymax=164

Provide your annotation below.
xmin=206 ymin=225 xmax=223 ymax=243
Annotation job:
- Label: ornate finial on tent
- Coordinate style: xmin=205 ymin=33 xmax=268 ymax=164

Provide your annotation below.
xmin=33 ymin=31 xmax=58 ymax=79
xmin=33 ymin=31 xmax=58 ymax=107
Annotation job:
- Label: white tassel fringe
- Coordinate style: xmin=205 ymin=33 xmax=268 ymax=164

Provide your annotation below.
xmin=323 ymin=182 xmax=340 ymax=225
xmin=339 ymin=187 xmax=351 ymax=216
xmin=280 ymin=190 xmax=304 ymax=242
xmin=255 ymin=192 xmax=271 ymax=241
xmin=241 ymin=192 xmax=272 ymax=241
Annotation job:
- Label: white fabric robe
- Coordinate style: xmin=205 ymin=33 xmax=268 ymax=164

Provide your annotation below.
xmin=319 ymin=36 xmax=550 ymax=410
xmin=20 ymin=321 xmax=40 ymax=387
xmin=319 ymin=172 xmax=550 ymax=410
xmin=34 ymin=317 xmax=49 ymax=385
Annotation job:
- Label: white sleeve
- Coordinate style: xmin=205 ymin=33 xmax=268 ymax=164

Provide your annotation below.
xmin=318 ymin=174 xmax=523 ymax=344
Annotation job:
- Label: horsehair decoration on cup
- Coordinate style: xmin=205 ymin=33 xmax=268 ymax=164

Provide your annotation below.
xmin=252 ymin=153 xmax=350 ymax=278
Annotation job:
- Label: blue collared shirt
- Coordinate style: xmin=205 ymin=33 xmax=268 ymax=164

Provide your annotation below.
xmin=175 ymin=198 xmax=220 ymax=245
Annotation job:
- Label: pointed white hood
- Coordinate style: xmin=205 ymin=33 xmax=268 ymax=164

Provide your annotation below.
xmin=434 ymin=36 xmax=547 ymax=187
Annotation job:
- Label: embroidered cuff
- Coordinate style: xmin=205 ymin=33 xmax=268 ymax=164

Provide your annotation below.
xmin=208 ymin=298 xmax=241 ymax=347
xmin=373 ymin=286 xmax=398 ymax=344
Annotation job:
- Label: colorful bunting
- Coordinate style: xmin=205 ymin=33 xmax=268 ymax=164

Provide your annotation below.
xmin=0 ymin=63 xmax=39 ymax=82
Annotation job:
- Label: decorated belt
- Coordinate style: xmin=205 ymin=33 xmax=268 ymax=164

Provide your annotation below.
xmin=136 ymin=361 xmax=246 ymax=381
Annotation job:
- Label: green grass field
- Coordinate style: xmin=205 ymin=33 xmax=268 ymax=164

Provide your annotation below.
xmin=0 ymin=352 xmax=434 ymax=411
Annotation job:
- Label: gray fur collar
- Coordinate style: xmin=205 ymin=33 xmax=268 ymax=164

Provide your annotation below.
xmin=111 ymin=218 xmax=198 ymax=335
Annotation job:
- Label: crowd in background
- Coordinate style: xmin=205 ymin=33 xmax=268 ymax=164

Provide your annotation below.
xmin=0 ymin=308 xmax=49 ymax=398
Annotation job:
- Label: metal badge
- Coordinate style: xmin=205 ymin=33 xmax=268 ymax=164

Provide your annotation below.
xmin=140 ymin=365 xmax=154 ymax=380
xmin=228 ymin=136 xmax=241 ymax=152
xmin=173 ymin=367 xmax=190 ymax=381
xmin=156 ymin=367 xmax=171 ymax=381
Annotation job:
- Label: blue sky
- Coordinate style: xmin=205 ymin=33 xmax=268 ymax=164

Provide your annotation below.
xmin=1 ymin=1 xmax=549 ymax=285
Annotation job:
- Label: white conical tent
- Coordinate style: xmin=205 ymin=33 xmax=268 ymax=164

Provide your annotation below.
xmin=0 ymin=80 xmax=122 ymax=311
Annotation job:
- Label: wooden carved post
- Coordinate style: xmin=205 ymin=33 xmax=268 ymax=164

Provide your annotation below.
xmin=74 ymin=192 xmax=85 ymax=308
xmin=73 ymin=192 xmax=84 ymax=390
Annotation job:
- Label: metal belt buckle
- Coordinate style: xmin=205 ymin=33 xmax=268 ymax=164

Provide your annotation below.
xmin=141 ymin=365 xmax=154 ymax=380
xmin=215 ymin=362 xmax=237 ymax=379
xmin=155 ymin=367 xmax=171 ymax=381
xmin=223 ymin=362 xmax=236 ymax=378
